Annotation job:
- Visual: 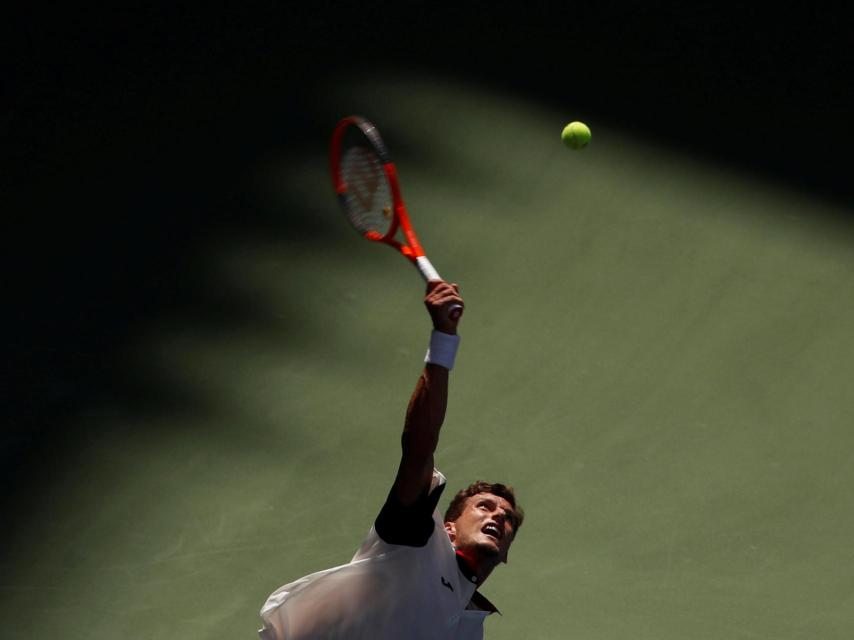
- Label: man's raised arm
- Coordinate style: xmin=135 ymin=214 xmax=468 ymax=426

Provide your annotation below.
xmin=392 ymin=281 xmax=464 ymax=506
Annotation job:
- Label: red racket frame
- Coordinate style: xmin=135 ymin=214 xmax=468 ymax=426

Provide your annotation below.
xmin=330 ymin=116 xmax=432 ymax=270
xmin=330 ymin=115 xmax=461 ymax=319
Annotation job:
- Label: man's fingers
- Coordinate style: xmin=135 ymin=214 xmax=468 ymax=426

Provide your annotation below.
xmin=429 ymin=293 xmax=463 ymax=309
xmin=424 ymin=280 xmax=464 ymax=324
xmin=425 ymin=281 xmax=459 ymax=298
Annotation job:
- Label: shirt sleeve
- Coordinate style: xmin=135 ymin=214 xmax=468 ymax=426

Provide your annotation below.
xmin=374 ymin=473 xmax=447 ymax=547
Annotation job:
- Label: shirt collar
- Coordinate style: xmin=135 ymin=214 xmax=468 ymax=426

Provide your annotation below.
xmin=455 ymin=550 xmax=500 ymax=614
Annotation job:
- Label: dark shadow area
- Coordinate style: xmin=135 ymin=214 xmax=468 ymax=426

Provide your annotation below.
xmin=2 ymin=6 xmax=337 ymax=547
xmin=3 ymin=3 xmax=851 ymax=550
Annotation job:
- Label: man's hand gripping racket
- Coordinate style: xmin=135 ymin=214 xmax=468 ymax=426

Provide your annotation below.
xmin=329 ymin=115 xmax=464 ymax=322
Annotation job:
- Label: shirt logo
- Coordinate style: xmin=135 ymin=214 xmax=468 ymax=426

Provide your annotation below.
xmin=441 ymin=576 xmax=454 ymax=592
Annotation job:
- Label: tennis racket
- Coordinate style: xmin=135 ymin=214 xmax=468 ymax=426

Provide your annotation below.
xmin=329 ymin=115 xmax=463 ymax=319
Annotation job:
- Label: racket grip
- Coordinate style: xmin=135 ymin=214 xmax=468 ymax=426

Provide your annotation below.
xmin=415 ymin=256 xmax=441 ymax=282
xmin=416 ymin=256 xmax=462 ymax=319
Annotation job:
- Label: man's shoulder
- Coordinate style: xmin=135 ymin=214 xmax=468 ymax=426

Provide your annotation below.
xmin=374 ymin=469 xmax=447 ymax=548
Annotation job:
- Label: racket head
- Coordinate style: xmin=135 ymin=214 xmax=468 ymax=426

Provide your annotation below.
xmin=330 ymin=116 xmax=399 ymax=242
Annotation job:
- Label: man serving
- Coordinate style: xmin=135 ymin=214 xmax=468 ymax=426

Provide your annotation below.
xmin=259 ymin=281 xmax=524 ymax=639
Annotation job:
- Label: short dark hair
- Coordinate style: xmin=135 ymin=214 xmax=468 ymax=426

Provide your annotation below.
xmin=443 ymin=481 xmax=524 ymax=532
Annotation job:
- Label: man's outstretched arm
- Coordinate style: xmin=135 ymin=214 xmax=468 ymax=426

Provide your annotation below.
xmin=392 ymin=281 xmax=464 ymax=506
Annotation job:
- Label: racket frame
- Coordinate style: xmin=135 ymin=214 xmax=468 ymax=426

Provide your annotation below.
xmin=330 ymin=115 xmax=441 ymax=283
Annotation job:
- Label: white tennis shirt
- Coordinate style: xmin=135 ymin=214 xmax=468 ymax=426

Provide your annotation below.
xmin=258 ymin=470 xmax=498 ymax=639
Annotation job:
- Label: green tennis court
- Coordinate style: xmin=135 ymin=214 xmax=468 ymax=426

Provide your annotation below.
xmin=5 ymin=66 xmax=854 ymax=639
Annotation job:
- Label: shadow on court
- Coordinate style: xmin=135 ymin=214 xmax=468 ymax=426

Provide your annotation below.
xmin=2 ymin=41 xmax=332 ymax=553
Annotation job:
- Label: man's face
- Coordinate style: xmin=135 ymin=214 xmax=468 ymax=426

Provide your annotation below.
xmin=444 ymin=493 xmax=518 ymax=563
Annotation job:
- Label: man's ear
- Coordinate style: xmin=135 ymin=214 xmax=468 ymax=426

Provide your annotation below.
xmin=444 ymin=521 xmax=457 ymax=544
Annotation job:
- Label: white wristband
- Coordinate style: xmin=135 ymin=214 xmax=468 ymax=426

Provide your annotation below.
xmin=424 ymin=330 xmax=460 ymax=370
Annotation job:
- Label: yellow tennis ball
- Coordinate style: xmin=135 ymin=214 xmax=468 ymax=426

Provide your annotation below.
xmin=561 ymin=121 xmax=591 ymax=150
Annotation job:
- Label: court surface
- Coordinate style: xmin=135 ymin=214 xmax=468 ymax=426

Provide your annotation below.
xmin=4 ymin=73 xmax=854 ymax=639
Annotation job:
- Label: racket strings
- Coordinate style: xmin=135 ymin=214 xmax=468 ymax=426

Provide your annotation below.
xmin=341 ymin=145 xmax=394 ymax=237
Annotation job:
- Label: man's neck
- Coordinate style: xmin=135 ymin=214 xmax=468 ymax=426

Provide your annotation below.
xmin=455 ymin=548 xmax=499 ymax=586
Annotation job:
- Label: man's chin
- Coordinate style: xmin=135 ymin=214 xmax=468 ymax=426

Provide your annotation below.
xmin=473 ymin=539 xmax=501 ymax=557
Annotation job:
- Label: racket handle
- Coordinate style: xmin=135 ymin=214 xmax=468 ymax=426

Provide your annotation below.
xmin=415 ymin=256 xmax=442 ymax=282
xmin=416 ymin=256 xmax=463 ymax=319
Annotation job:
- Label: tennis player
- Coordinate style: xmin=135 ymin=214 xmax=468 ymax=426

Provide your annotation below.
xmin=259 ymin=280 xmax=524 ymax=639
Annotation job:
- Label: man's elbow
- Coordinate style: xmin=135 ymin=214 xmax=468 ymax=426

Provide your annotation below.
xmin=401 ymin=429 xmax=439 ymax=460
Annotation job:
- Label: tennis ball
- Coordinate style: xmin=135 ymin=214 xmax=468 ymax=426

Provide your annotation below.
xmin=561 ymin=121 xmax=591 ymax=150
